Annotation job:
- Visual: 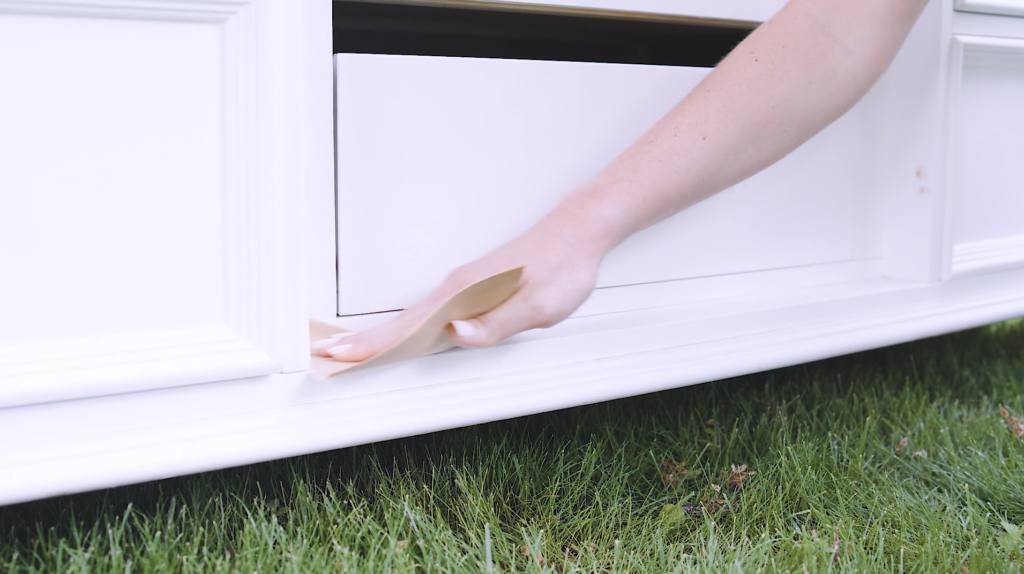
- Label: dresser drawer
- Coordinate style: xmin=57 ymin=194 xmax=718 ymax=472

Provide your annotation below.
xmin=334 ymin=53 xmax=889 ymax=316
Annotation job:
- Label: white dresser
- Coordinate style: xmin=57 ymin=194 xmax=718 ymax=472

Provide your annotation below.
xmin=2 ymin=0 xmax=1022 ymax=505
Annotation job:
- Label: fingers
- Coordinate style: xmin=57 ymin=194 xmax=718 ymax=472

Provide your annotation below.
xmin=312 ymin=331 xmax=361 ymax=361
xmin=449 ymin=290 xmax=555 ymax=348
xmin=311 ymin=332 xmax=355 ymax=357
xmin=312 ymin=312 xmax=415 ymax=362
xmin=313 ymin=274 xmax=469 ymax=364
xmin=323 ymin=316 xmax=416 ymax=362
xmin=323 ymin=291 xmax=544 ymax=363
xmin=314 ymin=255 xmax=592 ymax=362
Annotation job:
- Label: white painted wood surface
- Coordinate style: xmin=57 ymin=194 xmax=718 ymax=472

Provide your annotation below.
xmin=2 ymin=0 xmax=1024 ymax=506
xmin=954 ymin=10 xmax=1024 ymax=39
xmin=946 ymin=34 xmax=1024 ymax=278
xmin=952 ymin=236 xmax=1024 ymax=277
xmin=3 ymin=269 xmax=1023 ymax=506
xmin=950 ymin=38 xmax=1024 ymax=242
xmin=0 ymin=0 xmax=323 ymax=407
xmin=334 ymin=0 xmax=953 ymax=317
xmin=956 ymin=0 xmax=1024 ymax=18
xmin=335 ymin=55 xmax=889 ymax=316
xmin=307 ymin=0 xmax=342 ymax=320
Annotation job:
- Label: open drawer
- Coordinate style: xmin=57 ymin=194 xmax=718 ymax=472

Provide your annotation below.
xmin=334 ymin=53 xmax=888 ymax=322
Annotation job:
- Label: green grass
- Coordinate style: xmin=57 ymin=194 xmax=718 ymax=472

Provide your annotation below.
xmin=2 ymin=320 xmax=1024 ymax=573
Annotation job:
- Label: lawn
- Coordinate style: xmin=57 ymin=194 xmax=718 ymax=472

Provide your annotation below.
xmin=2 ymin=320 xmax=1023 ymax=573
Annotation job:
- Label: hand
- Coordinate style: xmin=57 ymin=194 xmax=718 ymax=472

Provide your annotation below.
xmin=318 ymin=196 xmax=621 ymax=362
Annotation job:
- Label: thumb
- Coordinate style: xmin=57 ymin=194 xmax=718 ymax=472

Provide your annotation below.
xmin=449 ymin=292 xmax=552 ymax=348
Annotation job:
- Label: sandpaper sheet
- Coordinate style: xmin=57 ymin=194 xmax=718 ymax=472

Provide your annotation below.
xmin=309 ymin=266 xmax=523 ymax=379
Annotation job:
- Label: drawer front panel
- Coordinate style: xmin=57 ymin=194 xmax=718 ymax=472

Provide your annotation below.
xmin=335 ymin=54 xmax=884 ymax=316
xmin=948 ymin=36 xmax=1024 ymax=277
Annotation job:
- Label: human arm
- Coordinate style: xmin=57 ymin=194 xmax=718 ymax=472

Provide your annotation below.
xmin=321 ymin=0 xmax=931 ymax=362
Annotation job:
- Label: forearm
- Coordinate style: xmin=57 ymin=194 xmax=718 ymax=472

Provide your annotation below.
xmin=335 ymin=0 xmax=932 ymax=358
xmin=555 ymin=0 xmax=930 ymax=246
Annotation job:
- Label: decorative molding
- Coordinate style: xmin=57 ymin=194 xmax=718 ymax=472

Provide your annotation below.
xmin=952 ymin=235 xmax=1024 ymax=277
xmin=2 ymin=269 xmax=1024 ymax=505
xmin=0 ymin=0 xmax=247 ymax=21
xmin=942 ymin=35 xmax=1024 ymax=280
xmin=955 ymin=0 xmax=1024 ymax=18
xmin=337 ymin=258 xmax=883 ymax=332
xmin=956 ymin=33 xmax=1024 ymax=67
xmin=948 ymin=35 xmax=1024 ymax=100
xmin=0 ymin=327 xmax=277 ymax=408
xmin=0 ymin=0 xmax=314 ymax=406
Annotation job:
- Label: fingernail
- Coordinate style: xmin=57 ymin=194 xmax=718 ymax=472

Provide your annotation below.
xmin=313 ymin=333 xmax=354 ymax=353
xmin=328 ymin=344 xmax=353 ymax=357
xmin=312 ymin=338 xmax=338 ymax=352
xmin=451 ymin=320 xmax=477 ymax=339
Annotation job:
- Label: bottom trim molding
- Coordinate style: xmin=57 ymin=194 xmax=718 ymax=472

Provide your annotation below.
xmin=0 ymin=326 xmax=279 ymax=409
xmin=951 ymin=235 xmax=1024 ymax=278
xmin=2 ymin=269 xmax=1024 ymax=505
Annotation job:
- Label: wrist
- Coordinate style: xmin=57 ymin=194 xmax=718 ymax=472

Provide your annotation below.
xmin=551 ymin=183 xmax=634 ymax=254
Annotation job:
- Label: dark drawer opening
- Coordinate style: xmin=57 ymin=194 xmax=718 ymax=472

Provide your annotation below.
xmin=333 ymin=1 xmax=754 ymax=68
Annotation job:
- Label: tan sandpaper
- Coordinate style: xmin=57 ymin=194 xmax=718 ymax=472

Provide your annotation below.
xmin=309 ymin=266 xmax=524 ymax=380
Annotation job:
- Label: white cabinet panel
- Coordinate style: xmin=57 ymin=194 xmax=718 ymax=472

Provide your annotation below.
xmin=0 ymin=0 xmax=317 ymax=407
xmin=0 ymin=14 xmax=224 ymax=346
xmin=948 ymin=35 xmax=1024 ymax=277
xmin=335 ymin=54 xmax=884 ymax=316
